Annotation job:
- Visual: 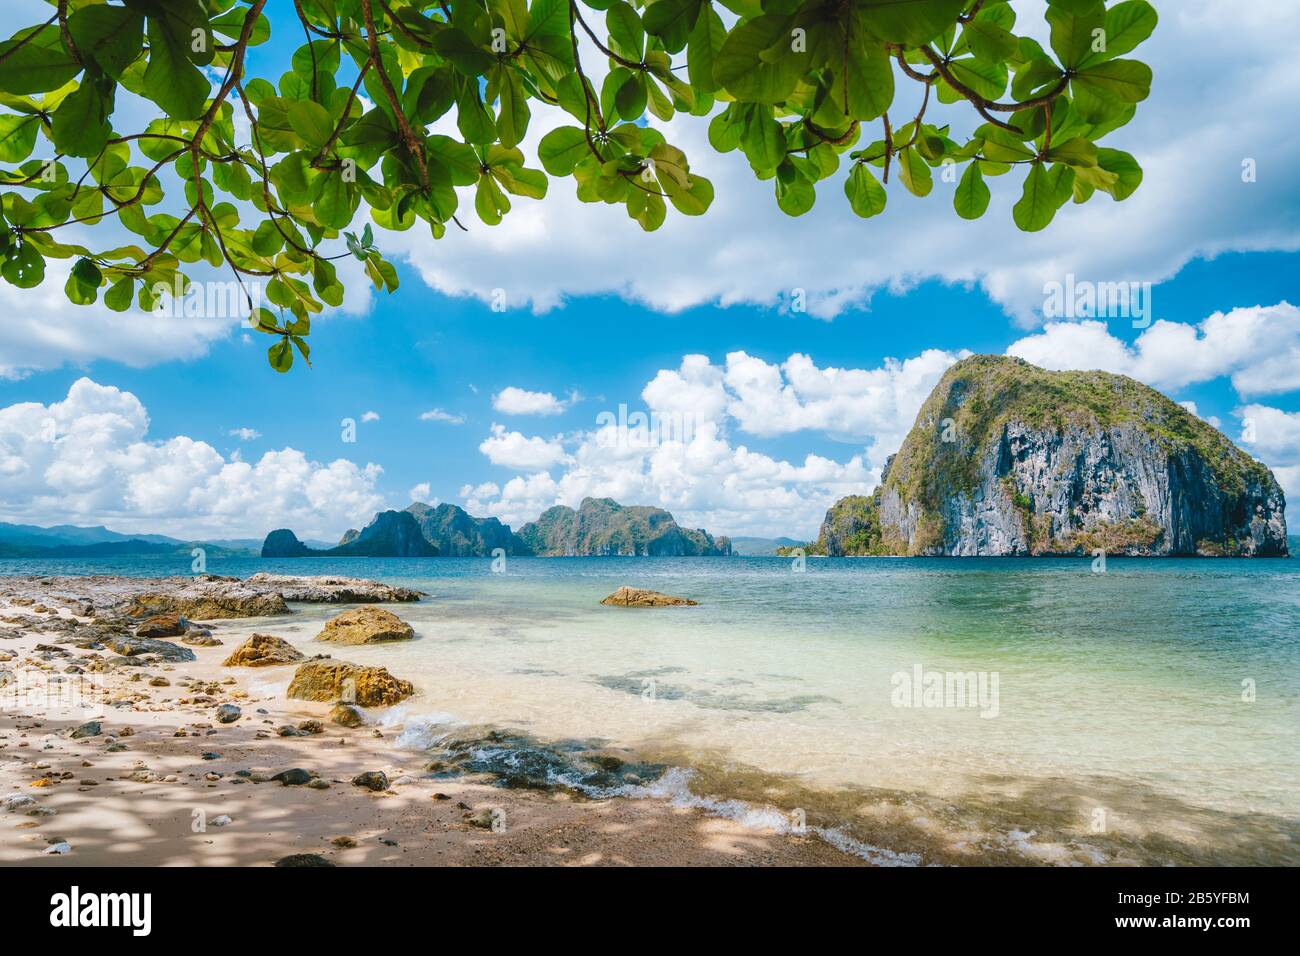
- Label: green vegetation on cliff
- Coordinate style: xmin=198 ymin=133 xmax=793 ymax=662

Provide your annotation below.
xmin=517 ymin=498 xmax=731 ymax=556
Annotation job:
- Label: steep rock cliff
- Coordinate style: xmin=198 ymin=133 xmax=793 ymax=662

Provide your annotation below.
xmin=818 ymin=356 xmax=1287 ymax=557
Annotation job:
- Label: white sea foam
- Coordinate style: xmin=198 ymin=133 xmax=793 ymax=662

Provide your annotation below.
xmin=613 ymin=767 xmax=922 ymax=867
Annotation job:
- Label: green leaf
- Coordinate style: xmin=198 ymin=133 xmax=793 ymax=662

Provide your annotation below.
xmin=0 ymin=114 xmax=39 ymax=163
xmin=1013 ymin=163 xmax=1057 ymax=231
xmin=859 ymin=0 xmax=969 ymax=46
xmin=68 ymin=5 xmax=145 ymax=80
xmin=313 ymin=168 xmax=356 ymax=229
xmin=845 ymin=164 xmax=886 ymax=218
xmin=643 ymin=0 xmax=701 ymax=53
xmin=1072 ymin=59 xmax=1152 ymax=104
xmin=714 ymin=14 xmax=809 ymax=104
xmin=103 ymin=277 xmax=134 ymax=312
xmin=538 ymin=126 xmax=591 ymax=175
xmin=896 ymin=148 xmax=933 ymax=197
xmin=1094 ymin=147 xmax=1142 ymax=200
xmin=963 ymin=19 xmax=1018 ymax=63
xmin=496 ymin=72 xmax=530 ymax=148
xmin=828 ymin=26 xmax=893 ymax=121
xmin=268 ymin=337 xmax=294 ymax=373
xmin=687 ymin=5 xmax=725 ymax=94
xmin=143 ymin=12 xmax=209 ymax=118
xmin=954 ymin=162 xmax=990 ymax=219
xmin=1047 ymin=1 xmax=1106 ymax=69
xmin=2 ymin=242 xmax=44 ymax=288
xmin=606 ymin=3 xmax=646 ymax=60
xmin=1079 ymin=0 xmax=1158 ymax=68
xmin=0 ymin=25 xmax=81 ymax=94
xmin=50 ymin=77 xmax=115 ymax=159
xmin=288 ymin=100 xmax=335 ymax=151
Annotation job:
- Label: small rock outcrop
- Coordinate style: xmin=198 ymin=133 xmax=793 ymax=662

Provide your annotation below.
xmin=261 ymin=529 xmax=313 ymax=557
xmin=105 ymin=635 xmax=196 ymax=663
xmin=242 ymin=574 xmax=423 ymax=603
xmin=222 ymin=633 xmax=305 ymax=667
xmin=316 ymin=606 xmax=414 ymax=645
xmin=134 ymin=613 xmax=187 ymax=638
xmin=599 ymin=586 xmax=699 ymax=607
xmin=329 ymin=703 xmax=365 ymax=727
xmin=286 ymin=660 xmax=414 ymax=707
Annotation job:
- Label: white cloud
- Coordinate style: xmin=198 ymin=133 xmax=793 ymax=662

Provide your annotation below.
xmin=464 ymin=350 xmax=960 ymax=536
xmin=1238 ymin=404 xmax=1300 ymax=465
xmin=228 ymin=427 xmax=261 ymax=441
xmin=1237 ymin=404 xmax=1300 ymax=519
xmin=408 ymin=482 xmax=432 ymax=502
xmin=383 ymin=0 xmax=1300 ymax=324
xmin=0 ymin=378 xmax=385 ymax=539
xmin=361 ymin=411 xmax=381 ymax=423
xmin=491 ymin=386 xmax=571 ymax=416
xmin=419 ymin=408 xmax=466 ymax=424
xmin=478 ymin=424 xmax=568 ymax=470
xmin=1006 ymin=304 xmax=1300 ymax=397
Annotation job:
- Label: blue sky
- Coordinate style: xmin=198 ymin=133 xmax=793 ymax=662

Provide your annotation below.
xmin=1 ymin=1 xmax=1299 ymax=541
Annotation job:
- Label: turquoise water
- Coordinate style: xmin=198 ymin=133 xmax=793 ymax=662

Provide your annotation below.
xmin=4 ymin=554 xmax=1298 ymax=864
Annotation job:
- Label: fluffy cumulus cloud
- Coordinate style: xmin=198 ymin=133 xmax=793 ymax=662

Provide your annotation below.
xmin=383 ymin=0 xmax=1300 ymax=324
xmin=0 ymin=378 xmax=385 ymax=539
xmin=478 ymin=424 xmax=568 ymax=470
xmin=491 ymin=387 xmax=571 ymax=416
xmin=1237 ymin=404 xmax=1300 ymax=510
xmin=463 ymin=350 xmax=961 ymax=536
xmin=1005 ymin=304 xmax=1300 ymax=397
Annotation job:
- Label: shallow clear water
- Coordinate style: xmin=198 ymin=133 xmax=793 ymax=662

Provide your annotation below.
xmin=5 ymin=554 xmax=1298 ymax=864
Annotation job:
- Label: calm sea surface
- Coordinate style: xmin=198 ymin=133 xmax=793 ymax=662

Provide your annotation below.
xmin=4 ymin=554 xmax=1297 ymax=864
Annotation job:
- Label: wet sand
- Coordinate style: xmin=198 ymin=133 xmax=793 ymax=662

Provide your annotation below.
xmin=0 ymin=594 xmax=860 ymax=867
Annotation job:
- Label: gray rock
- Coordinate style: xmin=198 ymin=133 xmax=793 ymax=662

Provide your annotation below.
xmin=215 ymin=704 xmax=241 ymax=724
xmin=68 ymin=721 xmax=101 ymax=739
xmin=271 ymin=768 xmax=312 ymax=786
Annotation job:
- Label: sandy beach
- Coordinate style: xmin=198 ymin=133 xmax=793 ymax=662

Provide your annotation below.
xmin=0 ymin=576 xmax=860 ymax=867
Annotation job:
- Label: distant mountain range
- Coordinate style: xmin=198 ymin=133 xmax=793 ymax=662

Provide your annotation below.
xmin=727 ymin=536 xmax=804 ymax=556
xmin=0 ymin=521 xmax=264 ymax=559
xmin=263 ymin=498 xmax=733 ymax=558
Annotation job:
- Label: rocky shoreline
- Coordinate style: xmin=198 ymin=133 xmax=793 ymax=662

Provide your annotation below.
xmin=0 ymin=574 xmax=856 ymax=867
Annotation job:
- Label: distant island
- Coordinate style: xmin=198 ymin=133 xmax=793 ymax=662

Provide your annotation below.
xmin=263 ymin=498 xmax=733 ymax=558
xmin=0 ymin=521 xmax=261 ymax=559
xmin=788 ymin=356 xmax=1289 ymax=557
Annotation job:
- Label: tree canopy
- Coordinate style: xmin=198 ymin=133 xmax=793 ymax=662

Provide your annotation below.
xmin=0 ymin=0 xmax=1156 ymax=370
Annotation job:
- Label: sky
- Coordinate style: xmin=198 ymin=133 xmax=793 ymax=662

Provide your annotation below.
xmin=1 ymin=0 xmax=1299 ymax=542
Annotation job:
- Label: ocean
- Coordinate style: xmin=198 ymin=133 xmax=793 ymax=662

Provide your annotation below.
xmin=4 ymin=553 xmax=1297 ymax=865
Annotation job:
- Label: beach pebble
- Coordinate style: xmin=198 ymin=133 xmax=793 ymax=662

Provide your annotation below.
xmin=331 ymin=836 xmax=357 ymax=848
xmin=328 ymin=704 xmax=364 ymax=728
xmin=43 ymin=842 xmax=71 ymax=855
xmin=201 ymin=752 xmax=221 ymax=760
xmin=1 ymin=793 xmax=36 ymax=812
xmin=274 ymin=853 xmax=335 ymax=867
xmin=67 ymin=721 xmax=101 ymax=739
xmin=215 ymin=704 xmax=241 ymax=724
xmin=351 ymin=771 xmax=388 ymax=792
xmin=271 ymin=768 xmax=312 ymax=786
xmin=211 ymin=815 xmax=233 ymax=827
xmin=306 ymin=779 xmax=330 ymax=790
